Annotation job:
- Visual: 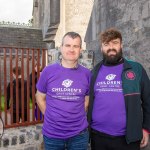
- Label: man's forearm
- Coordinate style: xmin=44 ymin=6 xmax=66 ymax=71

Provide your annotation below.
xmin=85 ymin=96 xmax=89 ymax=112
xmin=35 ymin=91 xmax=46 ymax=115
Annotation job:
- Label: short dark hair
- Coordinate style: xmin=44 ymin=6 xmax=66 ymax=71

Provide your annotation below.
xmin=12 ymin=66 xmax=22 ymax=76
xmin=62 ymin=32 xmax=82 ymax=47
xmin=100 ymin=28 xmax=122 ymax=43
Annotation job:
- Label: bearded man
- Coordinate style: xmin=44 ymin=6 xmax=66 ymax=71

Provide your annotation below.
xmin=88 ymin=28 xmax=150 ymax=150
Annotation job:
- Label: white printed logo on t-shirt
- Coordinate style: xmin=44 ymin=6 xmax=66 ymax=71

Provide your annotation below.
xmin=106 ymin=74 xmax=116 ymax=81
xmin=62 ymin=79 xmax=73 ymax=88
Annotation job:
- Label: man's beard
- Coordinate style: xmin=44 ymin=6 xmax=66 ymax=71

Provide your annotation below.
xmin=103 ymin=48 xmax=122 ymax=64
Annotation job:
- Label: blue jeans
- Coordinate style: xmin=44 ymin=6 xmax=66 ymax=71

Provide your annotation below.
xmin=43 ymin=129 xmax=89 ymax=150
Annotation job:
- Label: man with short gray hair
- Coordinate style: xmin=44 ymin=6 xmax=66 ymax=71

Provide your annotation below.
xmin=36 ymin=32 xmax=91 ymax=150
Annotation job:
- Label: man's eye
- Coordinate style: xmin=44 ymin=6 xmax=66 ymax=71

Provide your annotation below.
xmin=104 ymin=43 xmax=108 ymax=46
xmin=74 ymin=45 xmax=80 ymax=48
xmin=65 ymin=45 xmax=70 ymax=47
xmin=113 ymin=42 xmax=119 ymax=44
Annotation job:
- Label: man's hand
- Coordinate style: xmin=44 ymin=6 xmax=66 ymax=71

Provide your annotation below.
xmin=84 ymin=96 xmax=89 ymax=112
xmin=140 ymin=129 xmax=149 ymax=148
xmin=35 ymin=90 xmax=46 ymax=115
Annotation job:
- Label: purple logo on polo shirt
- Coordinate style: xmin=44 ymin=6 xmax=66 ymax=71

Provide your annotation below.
xmin=62 ymin=79 xmax=73 ymax=88
xmin=106 ymin=74 xmax=116 ymax=81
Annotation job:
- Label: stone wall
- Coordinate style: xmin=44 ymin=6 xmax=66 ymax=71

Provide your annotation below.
xmin=32 ymin=0 xmax=94 ymax=49
xmin=47 ymin=49 xmax=94 ymax=70
xmin=54 ymin=0 xmax=94 ymax=49
xmin=32 ymin=0 xmax=60 ymax=49
xmin=85 ymin=0 xmax=150 ymax=77
xmin=0 ymin=124 xmax=43 ymax=150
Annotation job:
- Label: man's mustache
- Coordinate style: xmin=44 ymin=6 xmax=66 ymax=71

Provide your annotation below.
xmin=107 ymin=49 xmax=117 ymax=53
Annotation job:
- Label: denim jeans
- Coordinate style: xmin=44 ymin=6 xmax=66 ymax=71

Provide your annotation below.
xmin=43 ymin=129 xmax=89 ymax=150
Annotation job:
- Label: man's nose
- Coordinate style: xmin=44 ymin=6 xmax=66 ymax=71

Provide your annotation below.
xmin=108 ymin=43 xmax=114 ymax=49
xmin=69 ymin=46 xmax=74 ymax=51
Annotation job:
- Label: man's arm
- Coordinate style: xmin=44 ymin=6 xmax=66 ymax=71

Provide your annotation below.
xmin=35 ymin=90 xmax=46 ymax=115
xmin=141 ymin=67 xmax=150 ymax=129
xmin=85 ymin=96 xmax=89 ymax=112
xmin=140 ymin=67 xmax=150 ymax=147
xmin=140 ymin=129 xmax=149 ymax=148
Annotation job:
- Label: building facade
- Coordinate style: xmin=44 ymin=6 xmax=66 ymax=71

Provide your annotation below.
xmin=85 ymin=0 xmax=150 ymax=77
xmin=32 ymin=0 xmax=94 ymax=49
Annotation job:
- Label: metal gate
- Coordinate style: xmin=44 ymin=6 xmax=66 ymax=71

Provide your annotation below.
xmin=0 ymin=47 xmax=47 ymax=128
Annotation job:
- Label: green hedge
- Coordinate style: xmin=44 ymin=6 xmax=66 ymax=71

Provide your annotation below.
xmin=0 ymin=96 xmax=32 ymax=111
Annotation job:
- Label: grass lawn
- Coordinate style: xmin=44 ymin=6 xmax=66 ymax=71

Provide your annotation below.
xmin=0 ymin=96 xmax=32 ymax=111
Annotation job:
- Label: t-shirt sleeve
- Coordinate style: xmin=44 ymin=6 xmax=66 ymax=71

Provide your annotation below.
xmin=36 ymin=67 xmax=47 ymax=93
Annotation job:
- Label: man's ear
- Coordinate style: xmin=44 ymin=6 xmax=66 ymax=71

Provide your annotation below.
xmin=121 ymin=43 xmax=123 ymax=49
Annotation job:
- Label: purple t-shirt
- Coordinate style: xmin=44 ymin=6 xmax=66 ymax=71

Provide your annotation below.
xmin=91 ymin=64 xmax=126 ymax=136
xmin=36 ymin=63 xmax=91 ymax=139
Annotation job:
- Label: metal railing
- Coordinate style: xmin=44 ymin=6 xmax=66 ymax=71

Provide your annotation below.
xmin=0 ymin=47 xmax=47 ymax=128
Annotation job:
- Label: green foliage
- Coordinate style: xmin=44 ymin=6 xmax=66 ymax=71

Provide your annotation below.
xmin=0 ymin=96 xmax=33 ymax=112
xmin=0 ymin=96 xmax=4 ymax=111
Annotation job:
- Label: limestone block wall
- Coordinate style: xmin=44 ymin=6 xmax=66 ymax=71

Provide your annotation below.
xmin=54 ymin=0 xmax=94 ymax=49
xmin=32 ymin=0 xmax=94 ymax=49
xmin=47 ymin=49 xmax=94 ymax=70
xmin=0 ymin=124 xmax=43 ymax=150
xmin=32 ymin=0 xmax=44 ymax=29
xmin=85 ymin=0 xmax=150 ymax=77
